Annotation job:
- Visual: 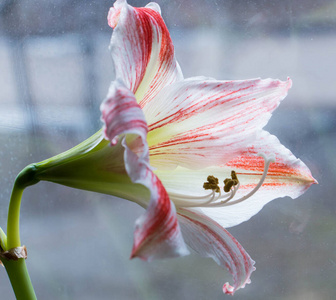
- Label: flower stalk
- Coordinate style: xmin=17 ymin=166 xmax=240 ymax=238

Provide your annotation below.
xmin=7 ymin=165 xmax=40 ymax=249
xmin=2 ymin=258 xmax=37 ymax=300
xmin=1 ymin=166 xmax=39 ymax=300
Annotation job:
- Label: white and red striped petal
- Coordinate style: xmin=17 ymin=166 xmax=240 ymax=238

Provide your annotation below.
xmin=101 ymin=80 xmax=148 ymax=146
xmin=155 ymin=130 xmax=316 ymax=228
xmin=199 ymin=130 xmax=317 ymax=228
xmin=146 ymin=77 xmax=292 ymax=170
xmin=108 ymin=0 xmax=183 ymax=107
xmin=101 ymin=80 xmax=189 ymax=260
xmin=177 ymin=209 xmax=255 ymax=295
xmin=124 ymin=142 xmax=189 ymax=260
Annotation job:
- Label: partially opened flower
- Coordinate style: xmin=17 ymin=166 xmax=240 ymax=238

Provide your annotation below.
xmin=28 ymin=0 xmax=316 ymax=295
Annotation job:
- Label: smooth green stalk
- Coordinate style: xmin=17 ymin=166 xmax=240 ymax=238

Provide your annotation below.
xmin=7 ymin=186 xmax=23 ymax=249
xmin=3 ymin=166 xmax=39 ymax=300
xmin=7 ymin=165 xmax=39 ymax=249
xmin=2 ymin=259 xmax=37 ymax=300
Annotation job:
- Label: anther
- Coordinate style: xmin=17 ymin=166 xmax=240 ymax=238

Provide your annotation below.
xmin=203 ymin=175 xmax=220 ymax=193
xmin=223 ymin=171 xmax=239 ymax=192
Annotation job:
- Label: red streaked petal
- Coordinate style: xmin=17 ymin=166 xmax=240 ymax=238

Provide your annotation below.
xmin=108 ymin=0 xmax=183 ymax=107
xmin=199 ymin=130 xmax=317 ymax=228
xmin=100 ymin=80 xmax=189 ymax=260
xmin=146 ymin=77 xmax=292 ymax=170
xmin=178 ymin=209 xmax=255 ymax=295
xmin=107 ymin=0 xmax=124 ymax=28
xmin=155 ymin=130 xmax=316 ymax=228
xmin=124 ymin=142 xmax=189 ymax=260
xmin=101 ymin=80 xmax=148 ymax=146
xmin=227 ymin=130 xmax=317 ymax=189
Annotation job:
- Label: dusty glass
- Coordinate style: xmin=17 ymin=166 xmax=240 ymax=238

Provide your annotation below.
xmin=0 ymin=0 xmax=332 ymax=299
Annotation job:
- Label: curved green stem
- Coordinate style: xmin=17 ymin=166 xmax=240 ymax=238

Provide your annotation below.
xmin=3 ymin=166 xmax=39 ymax=300
xmin=7 ymin=185 xmax=24 ymax=249
xmin=7 ymin=164 xmax=40 ymax=249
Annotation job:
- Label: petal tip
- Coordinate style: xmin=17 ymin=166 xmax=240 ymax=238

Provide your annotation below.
xmin=286 ymin=77 xmax=293 ymax=89
xmin=108 ymin=0 xmax=127 ymax=28
xmin=145 ymin=2 xmax=161 ymax=14
xmin=223 ymin=282 xmax=235 ymax=295
xmin=130 ymin=231 xmax=153 ymax=262
xmin=301 ymin=167 xmax=318 ymax=186
xmin=111 ymin=136 xmax=119 ymax=146
xmin=310 ymin=173 xmax=318 ymax=185
xmin=130 ymin=244 xmax=147 ymax=261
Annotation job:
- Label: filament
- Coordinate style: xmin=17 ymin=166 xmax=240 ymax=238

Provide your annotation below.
xmin=169 ymin=153 xmax=275 ymax=208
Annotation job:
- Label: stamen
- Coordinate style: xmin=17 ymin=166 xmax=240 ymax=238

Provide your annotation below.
xmin=204 ymin=182 xmax=240 ymax=207
xmin=168 ymin=153 xmax=274 ymax=208
xmin=168 ymin=191 xmax=214 ymax=207
xmin=212 ymin=153 xmax=275 ymax=207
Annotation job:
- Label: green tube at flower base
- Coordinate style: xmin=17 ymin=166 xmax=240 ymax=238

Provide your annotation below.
xmin=31 ymin=130 xmax=150 ymax=204
xmin=1 ymin=128 xmax=150 ymax=300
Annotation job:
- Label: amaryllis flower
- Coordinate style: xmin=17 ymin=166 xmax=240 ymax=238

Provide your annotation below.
xmin=32 ymin=0 xmax=316 ymax=295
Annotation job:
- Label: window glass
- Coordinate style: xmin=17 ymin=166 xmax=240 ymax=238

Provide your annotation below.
xmin=0 ymin=0 xmax=331 ymax=299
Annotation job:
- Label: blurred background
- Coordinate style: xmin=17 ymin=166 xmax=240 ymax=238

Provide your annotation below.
xmin=0 ymin=0 xmax=334 ymax=299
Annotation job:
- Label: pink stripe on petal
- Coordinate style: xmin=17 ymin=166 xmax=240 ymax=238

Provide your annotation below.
xmin=101 ymin=80 xmax=188 ymax=260
xmin=146 ymin=77 xmax=292 ymax=169
xmin=178 ymin=209 xmax=255 ymax=295
xmin=108 ymin=0 xmax=183 ymax=106
xmin=101 ymin=80 xmax=148 ymax=146
xmin=199 ymin=130 xmax=317 ymax=228
xmin=107 ymin=0 xmax=125 ymax=28
xmin=226 ymin=130 xmax=317 ymax=194
xmin=123 ymin=140 xmax=189 ymax=261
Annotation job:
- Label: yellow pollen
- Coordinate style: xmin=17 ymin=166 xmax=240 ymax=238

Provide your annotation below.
xmin=203 ymin=175 xmax=220 ymax=193
xmin=223 ymin=170 xmax=239 ymax=193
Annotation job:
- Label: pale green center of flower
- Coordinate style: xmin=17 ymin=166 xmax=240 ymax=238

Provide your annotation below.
xmin=169 ymin=153 xmax=275 ymax=208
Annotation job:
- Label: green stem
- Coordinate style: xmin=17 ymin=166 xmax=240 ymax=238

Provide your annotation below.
xmin=7 ymin=164 xmax=40 ymax=249
xmin=2 ymin=259 xmax=37 ymax=300
xmin=7 ymin=185 xmax=23 ymax=249
xmin=3 ymin=165 xmax=39 ymax=299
